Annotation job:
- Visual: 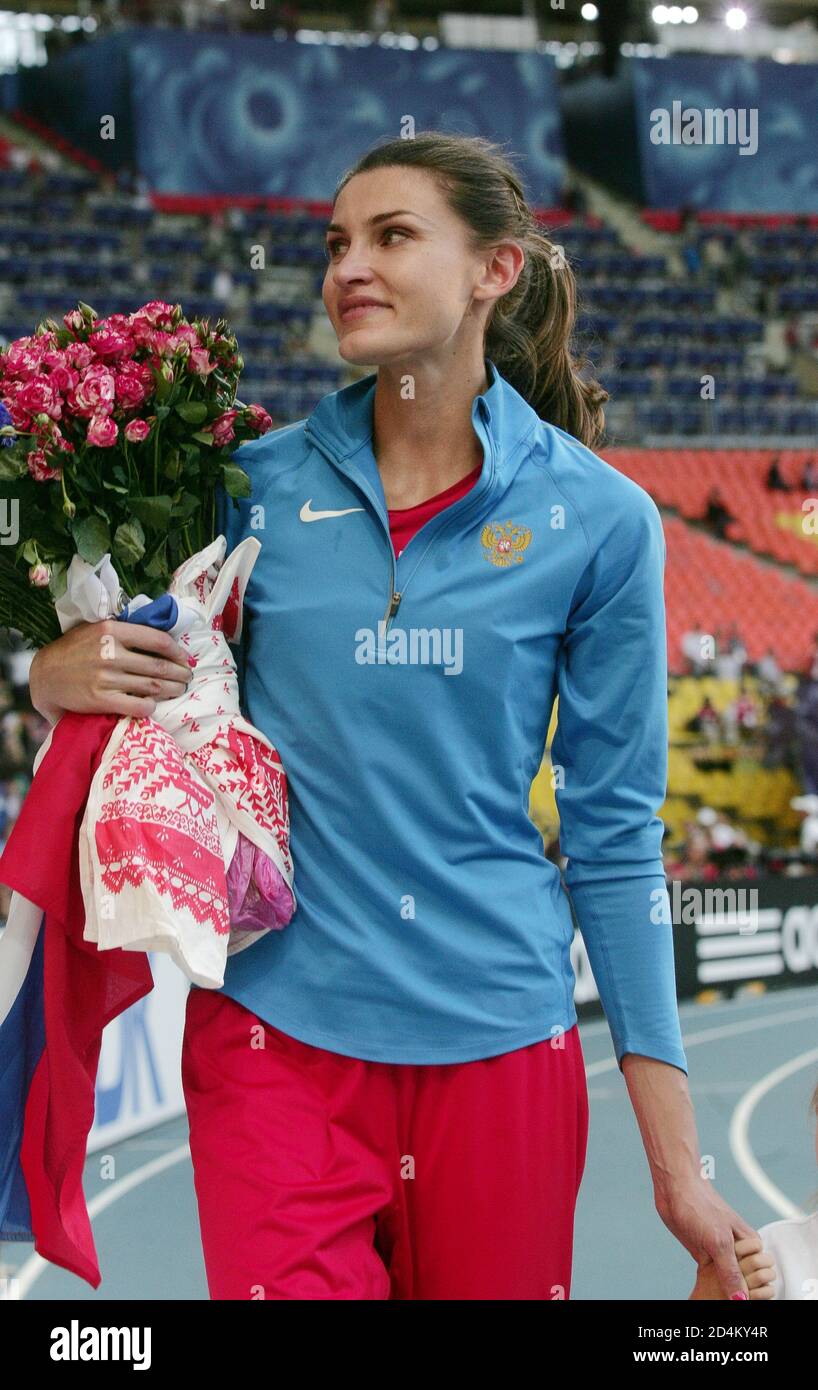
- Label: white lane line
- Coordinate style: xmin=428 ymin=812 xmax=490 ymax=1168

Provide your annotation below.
xmin=730 ymin=1048 xmax=818 ymax=1220
xmin=583 ymin=1001 xmax=818 ymax=1077
xmin=577 ymin=986 xmax=818 ymax=1043
xmin=9 ymin=1141 xmax=191 ymax=1300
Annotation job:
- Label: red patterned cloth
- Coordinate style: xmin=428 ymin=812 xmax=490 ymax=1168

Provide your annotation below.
xmin=79 ymin=536 xmax=295 ymax=987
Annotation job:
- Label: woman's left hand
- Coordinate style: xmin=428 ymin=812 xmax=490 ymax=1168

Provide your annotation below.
xmin=654 ymin=1174 xmax=760 ymax=1300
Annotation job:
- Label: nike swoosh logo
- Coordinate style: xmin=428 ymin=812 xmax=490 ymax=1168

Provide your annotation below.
xmin=300 ymin=500 xmax=365 ymax=522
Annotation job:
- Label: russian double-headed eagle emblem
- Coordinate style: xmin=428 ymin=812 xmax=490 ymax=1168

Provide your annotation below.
xmin=480 ymin=521 xmax=532 ymax=568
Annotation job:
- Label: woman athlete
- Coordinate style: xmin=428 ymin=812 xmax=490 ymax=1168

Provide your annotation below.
xmin=29 ymin=132 xmax=763 ymax=1301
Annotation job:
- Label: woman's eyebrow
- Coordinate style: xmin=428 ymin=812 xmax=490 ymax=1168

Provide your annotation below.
xmin=325 ymin=210 xmax=432 ymax=235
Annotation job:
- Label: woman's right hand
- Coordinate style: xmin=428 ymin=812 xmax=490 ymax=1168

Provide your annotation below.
xmin=29 ymin=619 xmax=193 ymax=725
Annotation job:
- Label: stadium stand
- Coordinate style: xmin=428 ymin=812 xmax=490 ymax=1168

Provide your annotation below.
xmin=611 ymin=449 xmax=818 ymax=578
xmin=0 ymin=121 xmax=817 ymax=880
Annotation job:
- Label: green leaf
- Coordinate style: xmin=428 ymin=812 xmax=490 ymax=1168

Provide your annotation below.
xmin=221 ymin=462 xmax=251 ymax=499
xmin=171 ymin=491 xmax=201 ymax=521
xmin=162 ymin=450 xmax=182 ymax=482
xmin=175 ymin=400 xmax=208 ymax=424
xmin=72 ymin=514 xmax=111 ymax=564
xmin=113 ymin=517 xmax=146 ymax=567
xmin=101 ymin=478 xmax=130 ymax=495
xmin=0 ymin=451 xmax=27 ymax=481
xmin=128 ymin=494 xmax=173 ymax=530
xmin=144 ymin=538 xmax=167 ymax=579
xmin=154 ymin=371 xmax=174 ymax=403
xmin=21 ymin=539 xmax=39 ymax=564
xmin=48 ymin=559 xmax=68 ymax=601
xmin=192 ymin=430 xmax=214 ymax=447
xmin=154 ymin=405 xmax=171 ymax=422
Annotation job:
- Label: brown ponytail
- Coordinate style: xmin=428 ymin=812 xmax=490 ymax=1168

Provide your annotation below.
xmin=333 ymin=130 xmax=609 ymax=450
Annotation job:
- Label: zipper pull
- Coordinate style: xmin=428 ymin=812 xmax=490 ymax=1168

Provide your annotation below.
xmin=388 ymin=591 xmax=402 ymax=618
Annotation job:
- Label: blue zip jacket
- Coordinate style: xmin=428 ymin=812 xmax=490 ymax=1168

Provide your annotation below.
xmin=213 ymin=357 xmax=688 ymax=1073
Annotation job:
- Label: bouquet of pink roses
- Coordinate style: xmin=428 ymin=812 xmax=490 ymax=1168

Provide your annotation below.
xmin=0 ymin=298 xmax=296 ymax=987
xmin=0 ymin=297 xmax=268 ymax=644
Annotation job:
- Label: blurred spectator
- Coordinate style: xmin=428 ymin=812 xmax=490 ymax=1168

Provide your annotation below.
xmin=0 ymin=635 xmax=51 ymax=928
xmin=693 ymin=805 xmax=751 ymax=869
xmin=131 ymin=255 xmax=152 ymax=289
xmin=714 ymin=625 xmax=747 ymax=682
xmin=1 ymin=631 xmax=35 ymax=706
xmin=761 ymin=692 xmax=797 ymax=771
xmin=0 ymin=707 xmax=47 ymax=778
xmin=203 ymin=212 xmax=228 ymax=265
xmin=701 ymin=233 xmax=727 ymax=277
xmin=734 ymin=678 xmax=762 ymax=733
xmin=803 ymin=458 xmax=818 ymax=492
xmin=790 ymin=795 xmax=818 ymax=858
xmin=790 ymin=795 xmax=818 ymax=856
xmin=370 ymin=0 xmax=395 ymax=31
xmin=728 ymin=228 xmax=754 ymax=285
xmin=794 ymin=672 xmax=818 ymax=794
xmin=225 ymin=206 xmax=249 ymax=237
xmin=755 ymin=646 xmax=784 ymax=694
xmin=706 ymin=807 xmax=748 ymax=852
xmin=681 ymin=618 xmax=712 ymax=676
xmin=685 ymin=694 xmax=722 ymax=744
xmin=678 ymin=203 xmax=695 ymax=235
xmin=723 ymin=679 xmax=760 ymax=743
xmin=665 ymin=806 xmax=763 ymax=880
xmin=766 ymin=455 xmax=789 ymax=491
xmin=682 ymin=239 xmax=702 ymax=278
xmin=561 ymin=176 xmax=588 ymax=216
xmin=703 ymin=487 xmax=734 ymax=541
xmin=0 ymin=776 xmax=23 ymax=840
xmin=665 ymin=818 xmax=720 ymax=881
xmin=211 ymin=267 xmax=234 ymax=302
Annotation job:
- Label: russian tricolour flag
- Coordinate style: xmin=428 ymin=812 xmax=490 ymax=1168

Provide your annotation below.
xmin=0 ymin=597 xmax=184 ymax=1288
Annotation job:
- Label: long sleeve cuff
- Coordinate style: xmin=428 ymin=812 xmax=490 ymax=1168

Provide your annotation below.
xmin=567 ymin=872 xmax=689 ymax=1075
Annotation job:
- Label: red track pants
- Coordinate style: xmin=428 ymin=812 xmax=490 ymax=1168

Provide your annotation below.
xmin=181 ymin=988 xmax=589 ymax=1300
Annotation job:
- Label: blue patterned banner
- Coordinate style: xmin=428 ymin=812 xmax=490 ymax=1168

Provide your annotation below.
xmin=632 ymin=54 xmax=818 ymax=212
xmin=126 ymin=32 xmax=564 ymax=202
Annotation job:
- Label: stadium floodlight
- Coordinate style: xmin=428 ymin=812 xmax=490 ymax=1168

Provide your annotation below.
xmin=725 ymin=6 xmax=747 ymax=27
xmin=581 ymin=3 xmax=599 ymax=18
xmin=682 ymin=5 xmax=698 ymax=19
xmin=652 ymin=6 xmax=669 ymax=23
xmin=667 ymin=6 xmax=684 ymax=21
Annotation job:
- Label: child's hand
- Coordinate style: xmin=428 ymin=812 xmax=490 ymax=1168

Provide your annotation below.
xmin=689 ymin=1235 xmax=776 ymax=1300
